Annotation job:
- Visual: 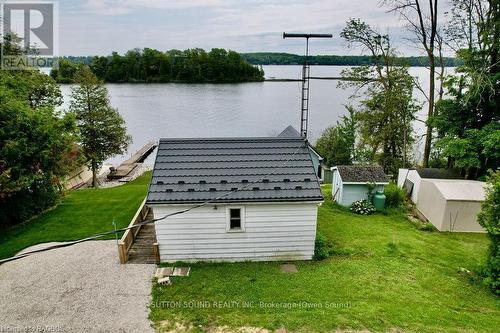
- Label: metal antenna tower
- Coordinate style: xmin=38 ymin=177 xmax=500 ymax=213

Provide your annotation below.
xmin=283 ymin=33 xmax=332 ymax=138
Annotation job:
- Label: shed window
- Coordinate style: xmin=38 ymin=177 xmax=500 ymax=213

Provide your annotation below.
xmin=227 ymin=207 xmax=245 ymax=232
xmin=229 ymin=209 xmax=241 ymax=229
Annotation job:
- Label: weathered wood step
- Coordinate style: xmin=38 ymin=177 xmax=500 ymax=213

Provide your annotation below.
xmin=124 ymin=207 xmax=159 ymax=264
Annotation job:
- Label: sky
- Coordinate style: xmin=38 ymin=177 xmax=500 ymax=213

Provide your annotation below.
xmin=54 ymin=0 xmax=446 ymax=56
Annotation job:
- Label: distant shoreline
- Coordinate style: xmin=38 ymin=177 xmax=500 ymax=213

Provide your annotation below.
xmin=54 ymin=52 xmax=461 ymax=70
xmin=241 ymin=52 xmax=460 ymax=67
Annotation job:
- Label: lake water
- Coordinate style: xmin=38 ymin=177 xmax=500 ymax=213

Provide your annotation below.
xmin=59 ymin=65 xmax=445 ymax=166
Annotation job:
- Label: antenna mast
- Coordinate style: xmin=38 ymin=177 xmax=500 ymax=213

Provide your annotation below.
xmin=283 ymin=33 xmax=332 ymax=139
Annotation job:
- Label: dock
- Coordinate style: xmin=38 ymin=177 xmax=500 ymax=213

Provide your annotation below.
xmin=108 ymin=141 xmax=157 ymax=180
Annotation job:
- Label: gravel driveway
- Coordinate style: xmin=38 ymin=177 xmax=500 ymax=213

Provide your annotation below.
xmin=0 ymin=240 xmax=155 ymax=332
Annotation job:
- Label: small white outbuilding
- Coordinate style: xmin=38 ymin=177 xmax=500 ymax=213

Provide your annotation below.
xmin=146 ymin=136 xmax=324 ymax=262
xmin=416 ymin=179 xmax=486 ymax=233
xmin=331 ymin=165 xmax=389 ymax=206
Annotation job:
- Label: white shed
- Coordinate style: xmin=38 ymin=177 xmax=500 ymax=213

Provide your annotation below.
xmin=331 ymin=165 xmax=389 ymax=206
xmin=397 ymin=168 xmax=462 ymax=203
xmin=417 ymin=179 xmax=486 ymax=232
xmin=146 ymin=137 xmax=324 ymax=262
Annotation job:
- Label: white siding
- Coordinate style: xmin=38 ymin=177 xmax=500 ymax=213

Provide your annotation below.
xmin=151 ymin=203 xmax=319 ymax=262
xmin=340 ymin=184 xmax=384 ymax=206
xmin=443 ymin=201 xmax=484 ymax=232
xmin=397 ymin=169 xmax=421 ymax=203
xmin=331 ymin=169 xmax=343 ymax=203
xmin=309 ymin=149 xmax=323 ymax=181
xmin=397 ymin=168 xmax=409 ymax=187
xmin=417 ymin=180 xmax=446 ymax=230
xmin=332 ymin=168 xmax=385 ymax=206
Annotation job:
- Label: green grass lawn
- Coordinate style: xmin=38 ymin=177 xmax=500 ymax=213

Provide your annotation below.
xmin=0 ymin=172 xmax=151 ymax=259
xmin=150 ymin=186 xmax=500 ymax=332
xmin=2 ymin=176 xmax=498 ymax=331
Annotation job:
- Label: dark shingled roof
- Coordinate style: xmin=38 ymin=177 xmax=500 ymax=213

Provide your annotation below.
xmin=146 ymin=137 xmax=324 ymax=204
xmin=416 ymin=168 xmax=462 ymax=179
xmin=277 ymin=125 xmax=324 ymax=160
xmin=336 ymin=165 xmax=389 ymax=183
xmin=277 ymin=125 xmax=301 ymax=138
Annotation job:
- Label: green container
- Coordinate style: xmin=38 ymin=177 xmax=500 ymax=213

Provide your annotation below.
xmin=373 ymin=190 xmax=386 ymax=211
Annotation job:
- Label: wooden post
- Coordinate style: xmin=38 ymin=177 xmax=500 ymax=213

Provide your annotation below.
xmin=118 ymin=241 xmax=128 ymax=264
xmin=153 ymin=242 xmax=160 ymax=264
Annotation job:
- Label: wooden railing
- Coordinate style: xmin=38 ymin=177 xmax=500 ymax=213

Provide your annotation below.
xmin=118 ymin=198 xmax=149 ymax=264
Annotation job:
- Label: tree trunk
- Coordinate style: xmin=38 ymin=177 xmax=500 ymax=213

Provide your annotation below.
xmin=91 ymin=162 xmax=98 ymax=188
xmin=423 ymin=52 xmax=435 ymax=168
xmin=447 ymin=156 xmax=453 ymax=169
xmin=488 ymin=0 xmax=500 ymax=127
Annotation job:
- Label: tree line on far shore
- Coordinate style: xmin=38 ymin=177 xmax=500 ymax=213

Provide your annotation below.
xmin=58 ymin=52 xmax=462 ymax=68
xmin=241 ymin=52 xmax=461 ymax=67
xmin=50 ymin=48 xmax=265 ymax=84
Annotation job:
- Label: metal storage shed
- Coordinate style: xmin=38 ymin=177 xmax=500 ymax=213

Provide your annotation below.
xmin=417 ymin=179 xmax=486 ymax=232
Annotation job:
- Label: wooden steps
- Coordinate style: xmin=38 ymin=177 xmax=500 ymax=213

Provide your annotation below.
xmin=127 ymin=224 xmax=158 ymax=264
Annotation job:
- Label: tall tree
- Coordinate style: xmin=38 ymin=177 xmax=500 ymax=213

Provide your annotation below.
xmin=339 ymin=19 xmax=419 ymax=174
xmin=431 ymin=0 xmax=499 ymax=177
xmin=384 ymin=0 xmax=439 ymax=167
xmin=70 ymin=67 xmax=131 ymax=187
xmin=1 ymin=35 xmax=78 ymax=225
xmin=315 ymin=106 xmax=358 ymax=167
xmin=445 ymin=0 xmax=499 ymax=127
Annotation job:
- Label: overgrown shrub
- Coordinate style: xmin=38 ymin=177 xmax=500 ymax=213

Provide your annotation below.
xmin=0 ymin=65 xmax=76 ymax=226
xmin=366 ymin=182 xmax=376 ymax=202
xmin=384 ymin=183 xmax=406 ymax=208
xmin=477 ymin=171 xmax=500 ymax=295
xmin=314 ymin=232 xmax=334 ymax=260
xmin=0 ymin=177 xmax=60 ymax=226
xmin=350 ymin=200 xmax=376 ymax=215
